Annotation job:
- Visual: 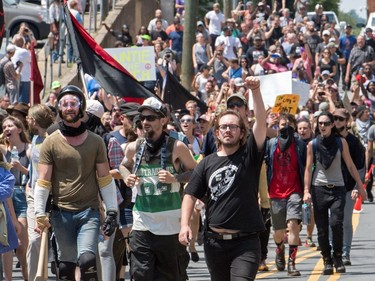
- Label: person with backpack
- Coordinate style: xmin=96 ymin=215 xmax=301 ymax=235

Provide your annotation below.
xmin=303 ymin=111 xmax=364 ymax=276
xmin=265 ymin=112 xmax=306 ymax=277
xmin=120 ymin=97 xmax=197 ymax=280
xmin=333 ymin=108 xmax=366 ymax=267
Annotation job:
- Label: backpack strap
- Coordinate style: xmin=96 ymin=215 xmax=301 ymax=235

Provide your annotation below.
xmin=336 ymin=136 xmax=343 ymax=153
xmin=312 ymin=138 xmax=317 ymax=165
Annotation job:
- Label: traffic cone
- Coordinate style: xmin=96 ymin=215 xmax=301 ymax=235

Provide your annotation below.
xmin=353 ymin=195 xmax=363 ymax=213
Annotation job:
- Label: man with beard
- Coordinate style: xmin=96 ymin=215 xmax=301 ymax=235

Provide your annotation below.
xmin=333 ymin=108 xmax=366 ymax=266
xmin=34 ymin=86 xmax=118 ymax=281
xmin=179 ymin=77 xmax=267 ymax=281
xmin=119 ymin=97 xmax=196 ymax=281
xmin=265 ymin=113 xmax=306 ymax=276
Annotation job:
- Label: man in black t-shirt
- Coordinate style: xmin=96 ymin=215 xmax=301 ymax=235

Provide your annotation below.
xmin=179 ymin=77 xmax=267 ymax=281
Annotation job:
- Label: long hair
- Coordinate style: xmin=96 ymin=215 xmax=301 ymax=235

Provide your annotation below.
xmin=2 ymin=116 xmax=30 ymax=145
xmin=214 ymin=110 xmax=247 ymax=148
xmin=315 ymin=111 xmax=340 ymax=136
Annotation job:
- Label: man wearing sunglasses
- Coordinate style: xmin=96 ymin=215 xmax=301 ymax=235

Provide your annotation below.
xmin=119 ymin=97 xmax=197 ymax=281
xmin=179 ymin=77 xmax=267 ymax=281
xmin=34 ymin=85 xmax=118 ymax=281
xmin=334 ymin=108 xmax=366 ymax=266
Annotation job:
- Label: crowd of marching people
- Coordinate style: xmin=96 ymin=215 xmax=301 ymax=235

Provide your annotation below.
xmin=0 ymin=0 xmax=375 ymax=280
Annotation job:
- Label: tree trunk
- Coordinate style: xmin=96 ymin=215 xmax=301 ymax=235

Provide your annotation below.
xmin=181 ymin=0 xmax=198 ymax=91
xmin=223 ymin=0 xmax=232 ymax=19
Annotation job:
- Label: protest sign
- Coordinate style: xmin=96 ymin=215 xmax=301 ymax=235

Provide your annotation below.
xmin=105 ymin=46 xmax=156 ymax=81
xmin=272 ymin=94 xmax=300 ymax=114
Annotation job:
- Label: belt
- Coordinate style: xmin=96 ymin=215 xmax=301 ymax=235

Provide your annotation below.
xmin=319 ymin=185 xmax=345 ymax=189
xmin=205 ymin=231 xmax=257 ymax=241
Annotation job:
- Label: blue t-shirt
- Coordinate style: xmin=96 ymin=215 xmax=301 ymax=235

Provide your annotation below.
xmin=338 ymin=35 xmax=357 ymax=59
xmin=169 ymin=30 xmax=183 ymax=52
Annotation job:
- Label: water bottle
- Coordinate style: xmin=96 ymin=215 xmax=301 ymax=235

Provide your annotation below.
xmin=11 ymin=146 xmax=19 ymax=162
xmin=302 ymin=203 xmax=311 ymax=225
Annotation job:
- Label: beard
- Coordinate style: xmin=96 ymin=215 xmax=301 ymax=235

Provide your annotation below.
xmin=220 ymin=135 xmax=241 ymax=148
xmin=62 ymin=111 xmax=80 ymax=123
xmin=144 ymin=129 xmax=155 ymax=140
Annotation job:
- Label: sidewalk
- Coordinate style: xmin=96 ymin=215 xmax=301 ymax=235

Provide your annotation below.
xmin=36 ymin=0 xmax=128 ymax=101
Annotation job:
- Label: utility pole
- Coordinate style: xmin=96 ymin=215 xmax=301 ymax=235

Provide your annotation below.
xmin=181 ymin=0 xmax=198 ymax=90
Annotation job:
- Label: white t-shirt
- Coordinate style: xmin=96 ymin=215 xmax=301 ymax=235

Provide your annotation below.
xmin=12 ymin=47 xmax=31 ymax=82
xmin=215 ymin=35 xmax=242 ymax=60
xmin=205 ymin=10 xmax=225 ymax=35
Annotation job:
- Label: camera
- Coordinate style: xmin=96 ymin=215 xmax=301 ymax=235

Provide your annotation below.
xmin=24 ymin=28 xmax=29 ymax=33
xmin=217 ymin=52 xmax=223 ymax=56
xmin=16 ymin=61 xmax=22 ymax=66
xmin=318 ymin=92 xmax=325 ymax=96
xmin=164 ymin=53 xmax=171 ymax=60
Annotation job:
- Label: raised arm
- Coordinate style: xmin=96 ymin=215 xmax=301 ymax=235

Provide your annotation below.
xmin=246 ymin=77 xmax=266 ymax=150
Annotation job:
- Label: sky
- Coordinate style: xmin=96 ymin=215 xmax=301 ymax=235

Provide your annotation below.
xmin=339 ymin=0 xmax=367 ymax=20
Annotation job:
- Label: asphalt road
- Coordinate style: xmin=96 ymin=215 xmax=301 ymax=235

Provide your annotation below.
xmin=4 ymin=200 xmax=375 ymax=280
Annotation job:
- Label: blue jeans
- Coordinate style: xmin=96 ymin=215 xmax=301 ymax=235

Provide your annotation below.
xmin=12 ymin=186 xmax=27 ymax=218
xmin=312 ymin=185 xmax=346 ymax=258
xmin=51 ymin=207 xmax=100 ymax=263
xmin=18 ymin=81 xmax=30 ymax=104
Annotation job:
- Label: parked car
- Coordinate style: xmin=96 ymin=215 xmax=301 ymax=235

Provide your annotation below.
xmin=307 ymin=11 xmax=346 ymax=35
xmin=3 ymin=0 xmax=50 ymax=40
xmin=358 ymin=12 xmax=375 ymax=36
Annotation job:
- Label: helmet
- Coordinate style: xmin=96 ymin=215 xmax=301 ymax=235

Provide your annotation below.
xmin=57 ymin=85 xmax=87 ymax=119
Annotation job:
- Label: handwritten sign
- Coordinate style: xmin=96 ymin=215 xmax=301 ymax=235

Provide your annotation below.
xmin=272 ymin=94 xmax=300 ymax=114
xmin=105 ymin=46 xmax=156 ymax=81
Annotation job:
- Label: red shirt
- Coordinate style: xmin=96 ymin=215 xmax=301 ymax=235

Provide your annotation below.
xmin=269 ymin=141 xmax=302 ymax=199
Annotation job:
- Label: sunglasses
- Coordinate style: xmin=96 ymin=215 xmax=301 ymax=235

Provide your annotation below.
xmin=318 ymin=121 xmax=332 ymax=126
xmin=139 ymin=114 xmax=161 ymax=122
xmin=180 ymin=118 xmax=193 ymax=124
xmin=228 ymin=101 xmax=245 ymax=108
xmin=334 ymin=116 xmax=346 ymax=121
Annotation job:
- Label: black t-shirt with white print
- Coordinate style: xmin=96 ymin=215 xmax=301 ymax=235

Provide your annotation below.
xmin=185 ymin=131 xmax=266 ymax=233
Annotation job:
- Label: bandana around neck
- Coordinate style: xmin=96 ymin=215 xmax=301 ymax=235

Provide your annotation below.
xmin=58 ymin=121 xmax=87 ymax=137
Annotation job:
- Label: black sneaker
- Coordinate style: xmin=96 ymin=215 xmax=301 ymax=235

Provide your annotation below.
xmin=190 ymin=251 xmax=200 ymax=263
xmin=333 ymin=255 xmax=346 ymax=273
xmin=342 ymin=255 xmax=351 ymax=266
xmin=323 ymin=257 xmax=334 ymax=275
xmin=275 ymin=244 xmax=286 ymax=271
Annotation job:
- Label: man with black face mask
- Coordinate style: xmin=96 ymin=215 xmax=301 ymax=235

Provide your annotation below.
xmin=333 ymin=108 xmax=366 ymax=266
xmin=265 ymin=112 xmax=306 ymax=277
xmin=119 ymin=97 xmax=197 ymax=281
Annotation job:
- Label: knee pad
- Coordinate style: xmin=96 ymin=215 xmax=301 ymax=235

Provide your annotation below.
xmin=59 ymin=261 xmax=76 ymax=280
xmin=79 ymin=251 xmax=98 ymax=281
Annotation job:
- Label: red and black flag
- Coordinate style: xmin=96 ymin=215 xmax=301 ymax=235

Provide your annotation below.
xmin=0 ymin=1 xmax=4 ymax=49
xmin=163 ymin=70 xmax=208 ymax=113
xmin=63 ymin=4 xmax=157 ymax=103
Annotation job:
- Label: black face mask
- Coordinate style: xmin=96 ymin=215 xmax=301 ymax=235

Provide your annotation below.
xmin=279 ymin=125 xmax=295 ymax=152
xmin=280 ymin=125 xmax=295 ymax=139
